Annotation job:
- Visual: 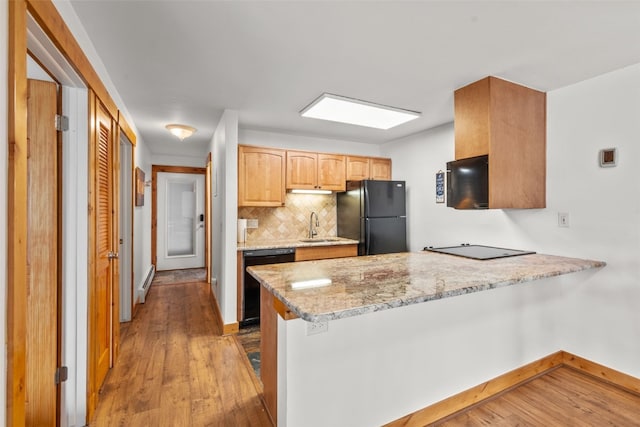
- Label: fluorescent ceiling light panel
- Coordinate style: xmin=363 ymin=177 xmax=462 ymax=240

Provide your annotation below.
xmin=300 ymin=93 xmax=420 ymax=130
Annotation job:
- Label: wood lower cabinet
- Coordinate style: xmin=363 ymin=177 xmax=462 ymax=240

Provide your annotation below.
xmin=346 ymin=156 xmax=391 ymax=181
xmin=295 ymin=244 xmax=357 ymax=261
xmin=238 ymin=145 xmax=286 ymax=207
xmin=286 ymin=151 xmax=346 ymax=191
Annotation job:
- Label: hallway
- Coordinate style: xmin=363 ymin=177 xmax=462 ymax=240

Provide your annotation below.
xmin=90 ymin=274 xmax=272 ymax=426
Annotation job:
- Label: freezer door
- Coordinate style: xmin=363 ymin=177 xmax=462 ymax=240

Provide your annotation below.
xmin=364 ymin=180 xmax=406 ymax=218
xmin=365 ymin=217 xmax=407 ymax=255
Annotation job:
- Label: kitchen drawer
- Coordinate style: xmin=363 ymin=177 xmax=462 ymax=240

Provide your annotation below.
xmin=295 ymin=244 xmax=357 ymax=262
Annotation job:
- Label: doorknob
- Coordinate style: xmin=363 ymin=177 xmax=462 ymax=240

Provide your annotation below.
xmin=108 ymin=251 xmax=119 ymax=260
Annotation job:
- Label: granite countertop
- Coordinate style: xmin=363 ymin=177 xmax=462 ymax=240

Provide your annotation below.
xmin=237 ymin=237 xmax=358 ymax=251
xmin=247 ymin=251 xmax=606 ymax=322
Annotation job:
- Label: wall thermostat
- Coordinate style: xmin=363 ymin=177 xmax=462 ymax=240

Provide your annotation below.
xmin=599 ymin=148 xmax=617 ymax=168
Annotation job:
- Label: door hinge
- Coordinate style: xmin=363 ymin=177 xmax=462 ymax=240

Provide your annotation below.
xmin=55 ymin=114 xmax=69 ymax=132
xmin=55 ymin=366 xmax=68 ymax=384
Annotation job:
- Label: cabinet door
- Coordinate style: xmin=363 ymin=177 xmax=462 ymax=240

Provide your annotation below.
xmin=238 ymin=145 xmax=286 ymax=207
xmin=286 ymin=151 xmax=317 ymax=189
xmin=454 ymin=77 xmax=491 ymax=160
xmin=317 ymin=154 xmax=345 ymax=191
xmin=346 ymin=156 xmax=370 ymax=181
xmin=369 ymin=158 xmax=391 ymax=180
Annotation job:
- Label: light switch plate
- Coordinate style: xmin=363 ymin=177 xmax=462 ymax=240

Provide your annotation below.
xmin=246 ymin=219 xmax=259 ymax=229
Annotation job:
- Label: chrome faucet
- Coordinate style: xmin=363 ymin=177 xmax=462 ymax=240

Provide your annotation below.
xmin=309 ymin=211 xmax=319 ymax=239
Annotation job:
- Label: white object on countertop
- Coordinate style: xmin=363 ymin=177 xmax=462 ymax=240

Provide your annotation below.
xmin=237 ymin=219 xmax=247 ymax=243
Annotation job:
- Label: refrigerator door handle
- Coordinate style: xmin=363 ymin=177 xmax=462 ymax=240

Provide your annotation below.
xmin=365 ymin=218 xmax=371 ymax=255
xmin=363 ymin=182 xmax=370 ymax=217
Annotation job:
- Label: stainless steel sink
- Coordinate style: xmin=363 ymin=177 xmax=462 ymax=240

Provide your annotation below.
xmin=299 ymin=238 xmax=341 ymax=243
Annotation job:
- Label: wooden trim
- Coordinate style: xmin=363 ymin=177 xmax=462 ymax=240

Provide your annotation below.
xmin=260 ymin=287 xmax=278 ymax=425
xmin=7 ymin=2 xmax=29 ymax=424
xmin=117 ymin=110 xmax=136 ymax=146
xmin=86 ymin=89 xmax=98 ymax=421
xmin=26 ymin=0 xmax=119 ymax=119
xmin=561 ymin=351 xmax=640 ymax=396
xmin=223 ymin=322 xmax=240 ymax=335
xmin=273 ymin=298 xmax=298 ymax=320
xmin=207 ymin=284 xmax=239 ymax=335
xmin=384 ymin=351 xmax=565 ymax=426
xmin=385 ymin=350 xmax=640 ymax=426
xmin=151 ymin=165 xmax=207 ymax=267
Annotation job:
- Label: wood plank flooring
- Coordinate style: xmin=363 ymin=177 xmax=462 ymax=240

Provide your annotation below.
xmin=90 ymin=268 xmax=640 ymax=426
xmin=89 ymin=276 xmax=272 ymax=427
xmin=435 ymin=366 xmax=640 ymax=426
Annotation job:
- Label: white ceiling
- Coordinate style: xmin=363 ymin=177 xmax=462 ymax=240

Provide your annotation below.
xmin=67 ymin=1 xmax=640 ymax=157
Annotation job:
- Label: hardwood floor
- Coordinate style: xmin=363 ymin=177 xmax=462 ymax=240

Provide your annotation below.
xmin=89 ymin=277 xmax=272 ymax=427
xmin=91 ymin=267 xmax=639 ymax=426
xmin=435 ymin=366 xmax=640 ymax=426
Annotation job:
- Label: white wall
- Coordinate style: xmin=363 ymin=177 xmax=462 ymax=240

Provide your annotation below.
xmin=282 ymin=270 xmax=596 ymax=427
xmin=210 ymin=111 xmax=239 ymax=324
xmin=382 ymin=62 xmax=640 ymax=377
xmin=134 ymin=142 xmax=153 ymax=301
xmin=1 ymin=2 xmax=8 ymax=423
xmin=239 ymin=128 xmax=383 ymax=156
xmin=151 ymin=154 xmax=205 ymax=168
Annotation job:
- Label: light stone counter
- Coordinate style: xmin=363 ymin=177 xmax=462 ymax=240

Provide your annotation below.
xmin=248 ymin=251 xmax=606 ymax=322
xmin=237 ymin=236 xmax=358 ymax=251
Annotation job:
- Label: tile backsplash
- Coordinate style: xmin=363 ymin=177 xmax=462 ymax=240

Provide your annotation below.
xmin=238 ymin=193 xmax=337 ymax=241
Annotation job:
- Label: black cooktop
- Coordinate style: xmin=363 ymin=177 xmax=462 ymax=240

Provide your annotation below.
xmin=423 ymin=244 xmax=536 ymax=260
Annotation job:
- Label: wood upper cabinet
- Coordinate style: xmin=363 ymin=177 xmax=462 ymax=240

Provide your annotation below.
xmin=238 ymin=145 xmax=286 ymax=207
xmin=369 ymin=157 xmax=392 ymax=180
xmin=286 ymin=151 xmax=346 ymax=191
xmin=454 ymin=76 xmax=546 ymax=209
xmin=346 ymin=156 xmax=392 ymax=181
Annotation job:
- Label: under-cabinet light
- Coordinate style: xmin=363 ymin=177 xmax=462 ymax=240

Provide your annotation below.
xmin=291 ymin=278 xmax=332 ymax=290
xmin=291 ymin=189 xmax=332 ymax=195
xmin=300 ymin=93 xmax=420 ymax=130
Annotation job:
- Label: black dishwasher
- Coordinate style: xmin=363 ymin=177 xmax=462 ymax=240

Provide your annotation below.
xmin=242 ymin=247 xmax=295 ymax=327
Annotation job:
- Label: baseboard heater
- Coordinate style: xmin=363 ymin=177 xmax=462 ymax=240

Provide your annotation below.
xmin=138 ymin=265 xmax=155 ymax=304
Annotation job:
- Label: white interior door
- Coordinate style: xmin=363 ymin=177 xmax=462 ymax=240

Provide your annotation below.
xmin=156 ymin=172 xmax=205 ymax=271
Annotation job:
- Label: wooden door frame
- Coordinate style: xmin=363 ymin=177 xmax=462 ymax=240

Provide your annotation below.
xmin=7 ymin=1 xmax=137 ymax=424
xmin=151 ymin=165 xmax=207 ymax=268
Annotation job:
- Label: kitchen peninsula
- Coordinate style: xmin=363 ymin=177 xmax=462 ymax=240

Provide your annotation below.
xmin=248 ymin=251 xmax=605 ymax=426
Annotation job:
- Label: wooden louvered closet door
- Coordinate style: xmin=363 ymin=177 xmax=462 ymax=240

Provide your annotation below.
xmin=94 ymin=100 xmax=114 ymax=391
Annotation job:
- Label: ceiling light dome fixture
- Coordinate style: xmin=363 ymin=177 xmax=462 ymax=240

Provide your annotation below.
xmin=165 ymin=124 xmax=197 ymax=141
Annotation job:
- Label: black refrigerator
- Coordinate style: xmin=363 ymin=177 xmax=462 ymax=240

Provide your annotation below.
xmin=337 ymin=180 xmax=407 ymax=255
